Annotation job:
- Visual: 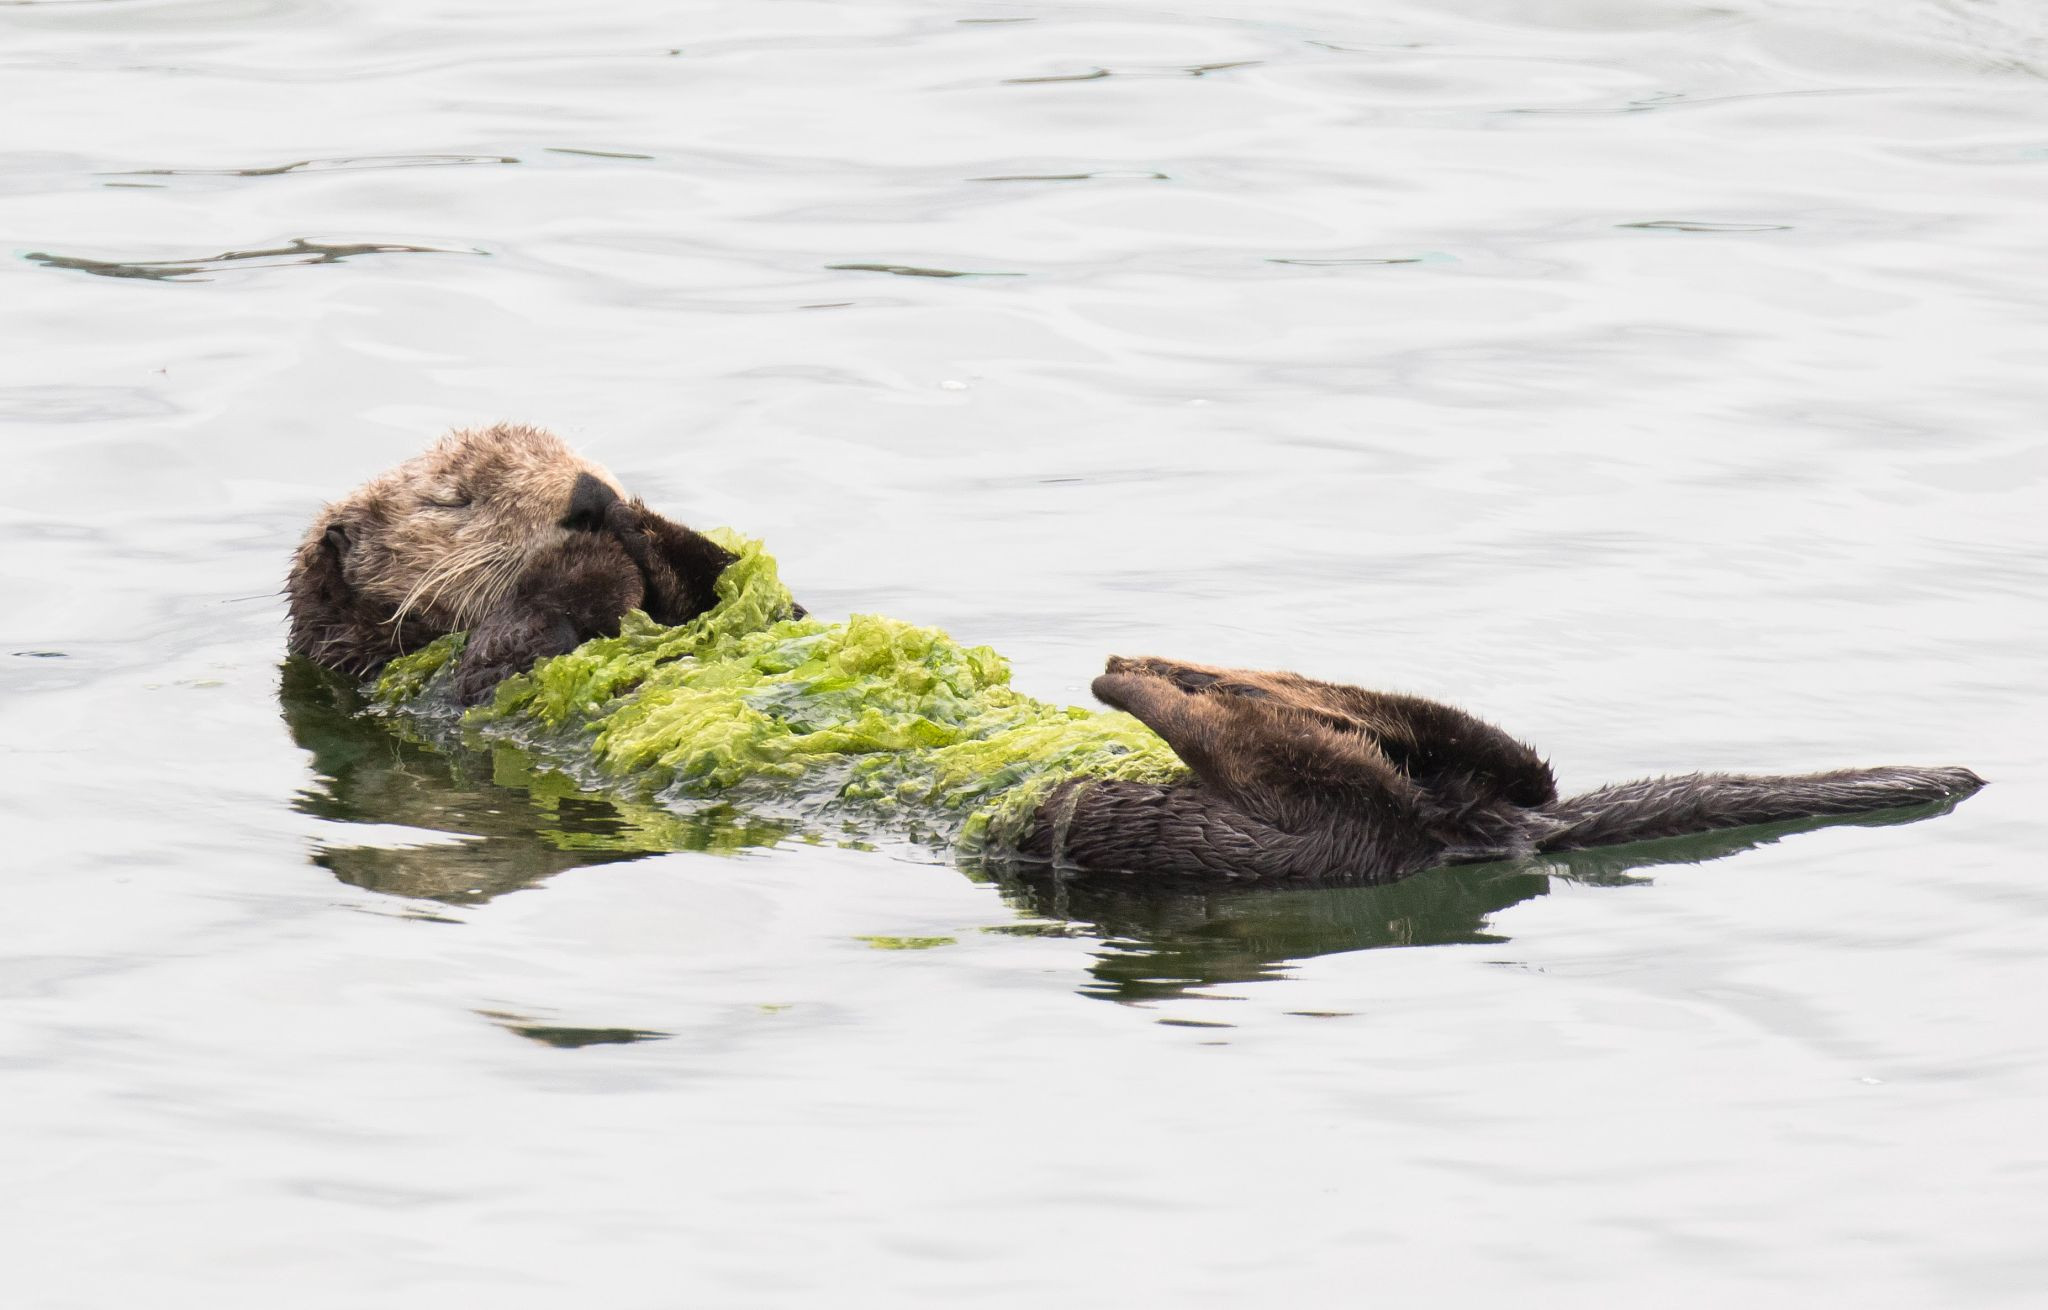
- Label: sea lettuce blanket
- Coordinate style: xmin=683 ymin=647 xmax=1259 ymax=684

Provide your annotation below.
xmin=373 ymin=531 xmax=1186 ymax=854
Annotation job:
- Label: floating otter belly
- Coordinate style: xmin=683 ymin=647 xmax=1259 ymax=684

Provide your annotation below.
xmin=293 ymin=426 xmax=1985 ymax=886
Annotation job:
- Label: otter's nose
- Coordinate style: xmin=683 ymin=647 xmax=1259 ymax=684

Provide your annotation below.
xmin=561 ymin=473 xmax=620 ymax=532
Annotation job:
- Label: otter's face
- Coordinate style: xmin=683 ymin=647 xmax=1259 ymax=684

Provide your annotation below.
xmin=288 ymin=422 xmax=753 ymax=682
xmin=308 ymin=423 xmax=627 ymax=633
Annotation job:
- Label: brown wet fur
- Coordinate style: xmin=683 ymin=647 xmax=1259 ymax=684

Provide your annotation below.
xmin=289 ymin=426 xmax=1983 ymax=885
xmin=1011 ymin=655 xmax=1984 ymax=885
xmin=287 ymin=423 xmax=739 ymax=698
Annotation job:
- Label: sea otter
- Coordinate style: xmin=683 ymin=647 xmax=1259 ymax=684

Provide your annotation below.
xmin=287 ymin=424 xmax=1983 ymax=886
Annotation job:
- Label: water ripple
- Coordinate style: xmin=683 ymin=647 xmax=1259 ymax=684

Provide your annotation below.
xmin=1003 ymin=60 xmax=1261 ymax=85
xmin=825 ymin=262 xmax=1023 ymax=279
xmin=24 ymin=237 xmax=478 ymax=281
xmin=970 ymin=170 xmax=1170 ymax=182
xmin=105 ymin=153 xmax=517 ymax=178
xmin=1618 ymin=219 xmax=1795 ymax=233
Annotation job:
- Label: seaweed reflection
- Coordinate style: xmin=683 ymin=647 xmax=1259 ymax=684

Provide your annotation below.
xmin=281 ymin=660 xmax=1967 ymax=1001
xmin=281 ymin=660 xmax=787 ymax=904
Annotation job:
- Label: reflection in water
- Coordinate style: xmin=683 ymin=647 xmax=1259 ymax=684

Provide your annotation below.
xmin=280 ymin=660 xmax=786 ymax=904
xmin=987 ymin=813 xmax=1950 ymax=1003
xmin=478 ymin=1011 xmax=673 ymax=1049
xmin=26 ymin=238 xmax=474 ymax=282
xmin=991 ymin=861 xmax=1556 ymax=1004
xmin=282 ymin=661 xmax=1970 ymax=1003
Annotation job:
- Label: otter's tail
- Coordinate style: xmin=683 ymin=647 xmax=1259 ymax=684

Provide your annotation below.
xmin=1534 ymin=766 xmax=1984 ymax=853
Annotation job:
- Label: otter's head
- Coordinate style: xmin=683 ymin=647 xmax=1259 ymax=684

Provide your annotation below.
xmin=288 ymin=423 xmax=630 ymax=673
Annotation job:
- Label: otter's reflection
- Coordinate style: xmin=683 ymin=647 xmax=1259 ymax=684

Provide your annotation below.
xmin=983 ymin=817 xmax=1938 ymax=1003
xmin=281 ymin=659 xmax=787 ymax=903
xmin=282 ymin=660 xmax=1966 ymax=1003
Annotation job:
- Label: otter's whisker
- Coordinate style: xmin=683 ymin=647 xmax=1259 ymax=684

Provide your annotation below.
xmin=464 ymin=550 xmax=516 ymax=620
xmin=388 ymin=540 xmax=504 ymax=639
xmin=453 ymin=545 xmax=527 ymax=628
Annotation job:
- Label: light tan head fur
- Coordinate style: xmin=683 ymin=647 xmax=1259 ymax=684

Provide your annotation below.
xmin=299 ymin=423 xmax=625 ymax=637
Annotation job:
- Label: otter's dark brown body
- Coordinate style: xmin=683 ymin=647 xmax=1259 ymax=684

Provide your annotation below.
xmin=290 ymin=426 xmax=1983 ymax=887
xmin=1012 ymin=656 xmax=1983 ymax=883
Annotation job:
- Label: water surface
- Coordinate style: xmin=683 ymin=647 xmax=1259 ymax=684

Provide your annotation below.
xmin=5 ymin=1 xmax=2046 ymax=1305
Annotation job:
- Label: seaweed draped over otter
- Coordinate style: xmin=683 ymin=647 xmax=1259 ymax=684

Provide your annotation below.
xmin=374 ymin=529 xmax=1187 ymax=851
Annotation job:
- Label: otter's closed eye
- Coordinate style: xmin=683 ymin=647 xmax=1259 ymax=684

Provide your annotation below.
xmin=422 ymin=491 xmax=471 ymax=510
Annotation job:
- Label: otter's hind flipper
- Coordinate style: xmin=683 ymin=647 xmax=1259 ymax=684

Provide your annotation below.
xmin=1092 ymin=656 xmax=1429 ymax=833
xmin=1098 ymin=657 xmax=1556 ymax=809
xmin=1303 ymin=681 xmax=1556 ymax=807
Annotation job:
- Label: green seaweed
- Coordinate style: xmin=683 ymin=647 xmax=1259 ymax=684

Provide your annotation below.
xmin=372 ymin=530 xmax=1185 ymax=854
xmin=855 ymin=936 xmax=958 ymax=951
xmin=373 ymin=633 xmax=465 ymax=706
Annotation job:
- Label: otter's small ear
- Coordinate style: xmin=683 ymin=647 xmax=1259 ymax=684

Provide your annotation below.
xmin=288 ymin=517 xmax=367 ymax=669
xmin=294 ymin=520 xmax=354 ymax=604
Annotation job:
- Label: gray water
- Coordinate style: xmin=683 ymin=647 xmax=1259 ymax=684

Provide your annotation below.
xmin=6 ymin=1 xmax=2047 ymax=1305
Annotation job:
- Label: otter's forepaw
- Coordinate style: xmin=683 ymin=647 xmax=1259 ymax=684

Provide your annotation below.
xmin=449 ymin=606 xmax=586 ymax=705
xmin=449 ymin=651 xmax=527 ymax=706
xmin=449 ymin=635 xmax=571 ymax=706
